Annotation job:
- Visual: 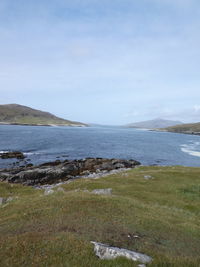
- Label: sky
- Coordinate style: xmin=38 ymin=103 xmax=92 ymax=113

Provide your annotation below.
xmin=0 ymin=0 xmax=200 ymax=125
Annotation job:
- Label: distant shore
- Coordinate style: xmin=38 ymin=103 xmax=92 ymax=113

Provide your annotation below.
xmin=0 ymin=122 xmax=87 ymax=127
xmin=150 ymin=128 xmax=200 ymax=136
xmin=0 ymin=104 xmax=88 ymax=127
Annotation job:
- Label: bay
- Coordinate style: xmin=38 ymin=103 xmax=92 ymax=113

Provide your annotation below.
xmin=0 ymin=125 xmax=200 ymax=168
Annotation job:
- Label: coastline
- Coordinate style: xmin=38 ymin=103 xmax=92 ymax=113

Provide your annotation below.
xmin=150 ymin=128 xmax=200 ymax=136
xmin=0 ymin=157 xmax=140 ymax=186
xmin=0 ymin=122 xmax=87 ymax=127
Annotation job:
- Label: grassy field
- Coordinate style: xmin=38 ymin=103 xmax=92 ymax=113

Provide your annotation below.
xmin=0 ymin=166 xmax=200 ymax=266
xmin=0 ymin=116 xmax=80 ymax=126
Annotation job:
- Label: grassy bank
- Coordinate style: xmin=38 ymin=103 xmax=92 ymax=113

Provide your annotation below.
xmin=0 ymin=166 xmax=199 ymax=266
xmin=160 ymin=122 xmax=200 ymax=135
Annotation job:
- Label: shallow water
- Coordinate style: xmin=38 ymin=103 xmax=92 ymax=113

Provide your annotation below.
xmin=0 ymin=125 xmax=200 ymax=168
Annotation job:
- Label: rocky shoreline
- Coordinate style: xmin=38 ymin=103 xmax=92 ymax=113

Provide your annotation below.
xmin=0 ymin=157 xmax=140 ymax=186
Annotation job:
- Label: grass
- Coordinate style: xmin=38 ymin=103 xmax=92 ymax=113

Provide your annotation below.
xmin=162 ymin=122 xmax=200 ymax=134
xmin=0 ymin=166 xmax=200 ymax=266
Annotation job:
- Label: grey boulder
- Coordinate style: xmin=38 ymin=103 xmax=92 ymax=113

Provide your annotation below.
xmin=91 ymin=241 xmax=152 ymax=264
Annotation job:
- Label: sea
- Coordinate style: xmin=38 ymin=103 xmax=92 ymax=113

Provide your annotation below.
xmin=0 ymin=125 xmax=200 ymax=169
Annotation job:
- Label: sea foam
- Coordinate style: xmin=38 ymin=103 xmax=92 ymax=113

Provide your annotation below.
xmin=181 ymin=142 xmax=200 ymax=157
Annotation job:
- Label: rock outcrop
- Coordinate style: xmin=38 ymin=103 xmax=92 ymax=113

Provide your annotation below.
xmin=0 ymin=158 xmax=140 ymax=186
xmin=0 ymin=151 xmax=25 ymax=159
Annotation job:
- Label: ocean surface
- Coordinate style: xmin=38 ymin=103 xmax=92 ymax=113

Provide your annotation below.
xmin=0 ymin=125 xmax=200 ymax=169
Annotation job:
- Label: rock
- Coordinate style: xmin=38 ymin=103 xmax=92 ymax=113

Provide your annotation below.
xmin=113 ymin=163 xmax=125 ymax=169
xmin=6 ymin=197 xmax=14 ymax=202
xmin=144 ymin=175 xmax=153 ymax=180
xmin=44 ymin=188 xmax=54 ymax=195
xmin=81 ymin=170 xmax=91 ymax=176
xmin=26 ymin=164 xmax=33 ymax=167
xmin=0 ymin=197 xmax=7 ymax=205
xmin=138 ymin=264 xmax=146 ymax=267
xmin=0 ymin=151 xmax=25 ymax=159
xmin=57 ymin=187 xmax=65 ymax=192
xmin=82 ymin=189 xmax=89 ymax=193
xmin=91 ymin=242 xmax=152 ymax=264
xmin=0 ymin=158 xmax=140 ymax=186
xmin=40 ymin=160 xmax=61 ymax=167
xmin=0 ymin=196 xmax=15 ymax=205
xmin=100 ymin=162 xmax=115 ymax=171
xmin=0 ymin=172 xmax=11 ymax=180
xmin=91 ymin=188 xmax=112 ymax=195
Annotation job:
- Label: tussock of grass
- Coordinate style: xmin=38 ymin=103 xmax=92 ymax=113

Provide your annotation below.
xmin=0 ymin=166 xmax=200 ymax=266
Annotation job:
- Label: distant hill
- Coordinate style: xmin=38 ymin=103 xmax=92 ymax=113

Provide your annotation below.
xmin=0 ymin=104 xmax=87 ymax=127
xmin=161 ymin=122 xmax=200 ymax=135
xmin=125 ymin=118 xmax=183 ymax=129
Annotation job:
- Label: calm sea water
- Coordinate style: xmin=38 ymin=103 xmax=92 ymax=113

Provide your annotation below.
xmin=0 ymin=125 xmax=200 ymax=168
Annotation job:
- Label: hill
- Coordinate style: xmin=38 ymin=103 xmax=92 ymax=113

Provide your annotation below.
xmin=0 ymin=166 xmax=199 ymax=266
xmin=0 ymin=104 xmax=87 ymax=127
xmin=161 ymin=122 xmax=200 ymax=135
xmin=125 ymin=118 xmax=182 ymax=129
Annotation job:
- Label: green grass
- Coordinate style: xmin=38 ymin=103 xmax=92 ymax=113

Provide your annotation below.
xmin=0 ymin=166 xmax=200 ymax=266
xmin=4 ymin=116 xmax=75 ymax=126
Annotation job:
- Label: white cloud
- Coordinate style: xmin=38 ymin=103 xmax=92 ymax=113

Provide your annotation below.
xmin=194 ymin=105 xmax=200 ymax=112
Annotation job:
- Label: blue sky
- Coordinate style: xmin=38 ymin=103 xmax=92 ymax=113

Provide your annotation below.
xmin=0 ymin=0 xmax=200 ymax=124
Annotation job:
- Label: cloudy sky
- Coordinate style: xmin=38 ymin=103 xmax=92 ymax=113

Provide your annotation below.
xmin=0 ymin=0 xmax=200 ymax=124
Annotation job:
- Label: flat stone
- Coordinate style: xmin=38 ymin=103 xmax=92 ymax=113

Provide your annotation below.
xmin=91 ymin=188 xmax=112 ymax=195
xmin=144 ymin=175 xmax=153 ymax=180
xmin=91 ymin=242 xmax=152 ymax=264
xmin=56 ymin=187 xmax=65 ymax=192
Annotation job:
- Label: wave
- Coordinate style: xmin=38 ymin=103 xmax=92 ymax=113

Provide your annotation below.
xmin=180 ymin=142 xmax=200 ymax=157
xmin=24 ymin=152 xmax=41 ymax=156
xmin=24 ymin=152 xmax=35 ymax=156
